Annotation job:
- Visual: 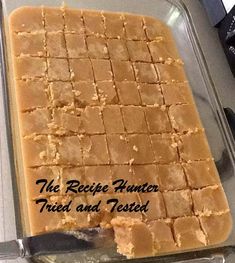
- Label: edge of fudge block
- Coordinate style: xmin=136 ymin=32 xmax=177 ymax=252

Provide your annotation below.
xmin=183 ymin=160 xmax=220 ymax=189
xmin=147 ymin=220 xmax=177 ymax=253
xmin=192 ymin=185 xmax=230 ymax=216
xmin=9 ymin=6 xmax=44 ymax=32
xmin=178 ymin=131 xmax=212 ymax=161
xmin=111 ymin=217 xmax=154 ymax=258
xmin=168 ymin=104 xmax=203 ymax=133
xmin=28 ymin=196 xmax=65 ymax=235
xmin=173 ymin=216 xmax=207 ymax=249
xmin=199 ymin=212 xmax=232 ymax=245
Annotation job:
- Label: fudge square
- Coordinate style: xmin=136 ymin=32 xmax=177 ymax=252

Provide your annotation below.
xmin=9 ymin=6 xmax=231 ymax=259
xmin=148 ymin=220 xmax=177 ymax=253
xmin=163 ymin=190 xmax=193 ymax=218
xmin=28 ymin=196 xmax=65 ymax=235
xmin=111 ymin=217 xmax=154 ymax=259
xmin=192 ymin=186 xmax=229 ymax=215
xmin=173 ymin=216 xmax=207 ymax=249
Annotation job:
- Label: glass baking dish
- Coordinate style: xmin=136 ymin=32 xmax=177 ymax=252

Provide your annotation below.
xmin=0 ymin=0 xmax=235 ymax=262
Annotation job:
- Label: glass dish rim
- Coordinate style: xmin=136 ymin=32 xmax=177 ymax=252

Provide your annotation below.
xmin=168 ymin=0 xmax=235 ymax=165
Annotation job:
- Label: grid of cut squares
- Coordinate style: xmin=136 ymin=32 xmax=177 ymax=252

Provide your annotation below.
xmin=11 ymin=8 xmax=184 ymax=74
xmin=10 ymin=6 xmax=231 ymax=253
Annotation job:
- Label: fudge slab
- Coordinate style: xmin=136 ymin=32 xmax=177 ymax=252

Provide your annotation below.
xmin=9 ymin=6 xmax=232 ymax=260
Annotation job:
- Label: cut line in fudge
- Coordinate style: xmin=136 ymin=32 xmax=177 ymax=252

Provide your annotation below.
xmin=19 ymin=101 xmax=191 ymax=114
xmin=80 ymin=12 xmax=114 ymax=169
xmin=22 ymin=132 xmax=218 ymax=168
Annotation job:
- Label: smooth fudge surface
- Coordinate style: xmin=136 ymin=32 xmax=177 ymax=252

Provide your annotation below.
xmin=9 ymin=6 xmax=231 ymax=259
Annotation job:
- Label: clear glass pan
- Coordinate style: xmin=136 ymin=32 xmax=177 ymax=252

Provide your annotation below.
xmin=0 ymin=0 xmax=235 ymax=262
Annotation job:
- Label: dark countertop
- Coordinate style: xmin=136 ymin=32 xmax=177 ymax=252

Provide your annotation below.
xmin=184 ymin=0 xmax=235 ymax=112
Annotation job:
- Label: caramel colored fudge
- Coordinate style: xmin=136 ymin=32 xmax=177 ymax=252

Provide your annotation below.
xmin=70 ymin=59 xmax=94 ymax=81
xmin=145 ymin=106 xmax=172 ymax=133
xmin=28 ymin=197 xmax=65 ymax=235
xmin=148 ymin=220 xmax=177 ymax=253
xmin=10 ymin=7 xmax=44 ymax=32
xmin=83 ymin=10 xmax=105 ymax=36
xmin=86 ymin=36 xmax=109 ymax=59
xmin=199 ymin=213 xmax=232 ymax=245
xmin=21 ymin=109 xmax=50 ymax=135
xmin=84 ymin=166 xmax=113 ymax=191
xmin=122 ymin=106 xmax=148 ymax=133
xmin=116 ymin=82 xmax=141 ymax=105
xmin=103 ymin=12 xmax=124 ymax=39
xmin=44 ymin=7 xmax=64 ymax=32
xmin=112 ymin=60 xmax=135 ymax=81
xmin=128 ymin=134 xmax=155 ymax=164
xmin=87 ymin=194 xmax=114 ymax=227
xmin=73 ymin=82 xmax=98 ymax=106
xmin=151 ymin=134 xmax=179 ymax=163
xmin=156 ymin=62 xmax=187 ymax=83
xmin=102 ymin=105 xmax=125 ymax=133
xmin=168 ymin=104 xmax=202 ymax=132
xmin=91 ymin=59 xmax=112 ymax=81
xmin=162 ymin=83 xmax=193 ymax=105
xmin=97 ymin=81 xmax=118 ymax=104
xmin=148 ymin=40 xmax=180 ymax=62
xmin=52 ymin=108 xmax=84 ymax=134
xmin=65 ymin=34 xmax=87 ymax=58
xmin=12 ymin=32 xmax=45 ymax=57
xmin=178 ymin=131 xmax=212 ymax=161
xmin=106 ymin=134 xmax=130 ymax=164
xmin=140 ymin=192 xmax=166 ymax=220
xmin=50 ymin=81 xmax=74 ymax=107
xmin=134 ymin=62 xmax=158 ymax=83
xmin=111 ymin=217 xmax=154 ymax=259
xmin=163 ymin=190 xmax=193 ymax=218
xmin=139 ymin=83 xmax=163 ymax=105
xmin=82 ymin=106 xmax=104 ymax=134
xmin=111 ymin=193 xmax=143 ymax=220
xmin=16 ymin=80 xmax=48 ymax=111
xmin=127 ymin=40 xmax=151 ymax=62
xmin=132 ymin=164 xmax=158 ymax=186
xmin=111 ymin=165 xmax=135 ymax=188
xmin=107 ymin=39 xmax=129 ymax=60
xmin=48 ymin=58 xmax=70 ymax=81
xmin=192 ymin=186 xmax=229 ymax=216
xmin=61 ymin=167 xmax=85 ymax=195
xmin=143 ymin=15 xmax=176 ymax=41
xmin=63 ymin=195 xmax=90 ymax=229
xmin=64 ymin=8 xmax=84 ymax=34
xmin=57 ymin=136 xmax=83 ymax=165
xmin=47 ymin=32 xmax=66 ymax=58
xmin=173 ymin=216 xmax=207 ymax=249
xmin=14 ymin=57 xmax=46 ymax=79
xmin=26 ymin=166 xmax=61 ymax=199
xmin=124 ymin=14 xmax=146 ymax=40
xmin=22 ymin=135 xmax=56 ymax=167
xmin=183 ymin=160 xmax=220 ymax=189
xmin=9 ymin=6 xmax=231 ymax=260
xmin=81 ymin=135 xmax=109 ymax=165
xmin=157 ymin=164 xmax=187 ymax=191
